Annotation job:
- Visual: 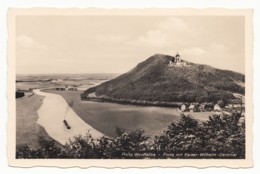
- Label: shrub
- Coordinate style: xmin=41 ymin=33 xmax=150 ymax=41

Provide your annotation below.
xmin=16 ymin=113 xmax=245 ymax=159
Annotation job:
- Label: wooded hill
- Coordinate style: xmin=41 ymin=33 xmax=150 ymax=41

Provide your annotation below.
xmin=83 ymin=54 xmax=245 ymax=103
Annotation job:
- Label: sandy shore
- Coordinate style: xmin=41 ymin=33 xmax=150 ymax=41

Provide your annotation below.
xmin=34 ymin=89 xmax=104 ymax=145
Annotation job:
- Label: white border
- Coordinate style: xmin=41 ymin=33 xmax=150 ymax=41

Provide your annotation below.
xmin=1 ymin=0 xmax=260 ymax=174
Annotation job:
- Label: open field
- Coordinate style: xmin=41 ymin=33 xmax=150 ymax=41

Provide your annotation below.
xmin=16 ymin=74 xmax=117 ymax=91
xmin=43 ymin=89 xmax=212 ymax=138
xmin=16 ymin=94 xmax=54 ymax=149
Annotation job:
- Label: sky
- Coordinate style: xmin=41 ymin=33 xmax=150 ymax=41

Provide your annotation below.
xmin=16 ymin=15 xmax=245 ymax=74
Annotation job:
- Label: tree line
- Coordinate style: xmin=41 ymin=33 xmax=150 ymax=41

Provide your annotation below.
xmin=16 ymin=112 xmax=245 ymax=159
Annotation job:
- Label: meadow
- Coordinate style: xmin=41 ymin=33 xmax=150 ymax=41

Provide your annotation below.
xmin=16 ymin=93 xmax=54 ymax=149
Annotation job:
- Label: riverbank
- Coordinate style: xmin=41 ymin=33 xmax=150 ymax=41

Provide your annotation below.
xmin=16 ymin=93 xmax=53 ymax=149
xmin=82 ymin=94 xmax=183 ymax=108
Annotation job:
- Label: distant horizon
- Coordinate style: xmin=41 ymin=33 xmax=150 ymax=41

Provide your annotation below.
xmin=16 ymin=53 xmax=245 ymax=76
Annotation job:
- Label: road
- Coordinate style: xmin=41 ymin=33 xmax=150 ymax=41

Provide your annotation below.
xmin=33 ymin=89 xmax=104 ymax=145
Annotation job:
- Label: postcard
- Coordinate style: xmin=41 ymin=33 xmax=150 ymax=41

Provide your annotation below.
xmin=8 ymin=8 xmax=253 ymax=168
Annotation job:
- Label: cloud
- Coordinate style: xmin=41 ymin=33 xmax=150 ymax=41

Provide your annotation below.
xmin=95 ymin=34 xmax=129 ymax=44
xmin=16 ymin=35 xmax=47 ymax=50
xmin=181 ymin=43 xmax=228 ymax=60
xmin=208 ymin=43 xmax=227 ymax=53
xmin=127 ymin=17 xmax=196 ymax=49
xmin=181 ymin=47 xmax=206 ymax=57
xmin=159 ymin=17 xmax=189 ymax=32
xmin=129 ymin=30 xmax=168 ymax=47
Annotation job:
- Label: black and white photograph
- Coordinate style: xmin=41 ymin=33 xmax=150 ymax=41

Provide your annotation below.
xmin=7 ymin=8 xmax=253 ymax=167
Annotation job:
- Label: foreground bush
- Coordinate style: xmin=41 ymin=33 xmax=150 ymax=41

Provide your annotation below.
xmin=153 ymin=113 xmax=245 ymax=158
xmin=16 ymin=112 xmax=245 ymax=159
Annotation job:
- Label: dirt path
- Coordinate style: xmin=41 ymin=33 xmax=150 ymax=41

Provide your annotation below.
xmin=33 ymin=89 xmax=103 ymax=145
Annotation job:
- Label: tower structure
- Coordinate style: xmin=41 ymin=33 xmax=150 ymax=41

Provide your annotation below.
xmin=169 ymin=52 xmax=187 ymax=67
xmin=176 ymin=52 xmax=180 ymax=62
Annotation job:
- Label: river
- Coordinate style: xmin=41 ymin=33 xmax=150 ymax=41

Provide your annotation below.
xmin=33 ymin=89 xmax=103 ymax=145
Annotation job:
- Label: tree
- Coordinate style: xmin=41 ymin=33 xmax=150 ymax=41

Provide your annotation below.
xmin=113 ymin=129 xmax=149 ymax=157
xmin=16 ymin=113 xmax=245 ymax=159
xmin=153 ymin=114 xmax=203 ymax=152
xmin=62 ymin=133 xmax=98 ymax=158
xmin=201 ymin=112 xmax=245 ymax=157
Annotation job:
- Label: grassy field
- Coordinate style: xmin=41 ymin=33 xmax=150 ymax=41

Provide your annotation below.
xmin=16 ymin=93 xmax=54 ymax=149
xmin=43 ymin=90 xmax=212 ymax=138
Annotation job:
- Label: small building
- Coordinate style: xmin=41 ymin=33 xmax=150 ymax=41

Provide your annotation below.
xmin=189 ymin=104 xmax=199 ymax=112
xmin=68 ymin=87 xmax=77 ymax=91
xmin=199 ymin=104 xmax=205 ymax=112
xmin=56 ymin=86 xmax=78 ymax=91
xmin=181 ymin=104 xmax=188 ymax=112
xmin=189 ymin=103 xmax=199 ymax=112
xmin=56 ymin=87 xmax=65 ymax=91
xmin=226 ymin=103 xmax=243 ymax=110
xmin=214 ymin=104 xmax=222 ymax=111
xmin=189 ymin=104 xmax=195 ymax=112
xmin=168 ymin=52 xmax=188 ymax=67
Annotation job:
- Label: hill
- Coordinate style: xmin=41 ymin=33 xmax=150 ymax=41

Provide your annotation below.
xmin=82 ymin=54 xmax=245 ymax=104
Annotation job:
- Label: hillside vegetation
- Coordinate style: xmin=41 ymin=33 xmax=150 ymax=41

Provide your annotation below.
xmin=83 ymin=54 xmax=245 ymax=103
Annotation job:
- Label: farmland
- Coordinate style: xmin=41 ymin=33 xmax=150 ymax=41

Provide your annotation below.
xmin=16 ymin=93 xmax=54 ymax=149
